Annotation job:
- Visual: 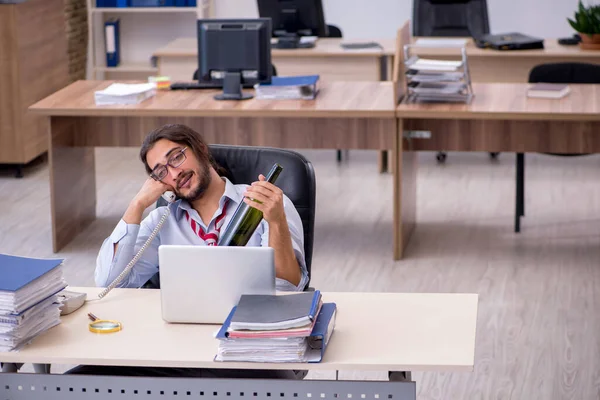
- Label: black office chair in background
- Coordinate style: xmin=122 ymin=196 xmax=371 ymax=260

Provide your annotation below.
xmin=514 ymin=62 xmax=600 ymax=233
xmin=412 ymin=0 xmax=498 ymax=163
xmin=412 ymin=0 xmax=489 ymax=38
xmin=326 ymin=24 xmax=342 ymax=38
xmin=145 ymin=144 xmax=317 ymax=290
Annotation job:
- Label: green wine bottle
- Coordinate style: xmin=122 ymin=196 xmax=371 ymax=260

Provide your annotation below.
xmin=219 ymin=163 xmax=284 ymax=246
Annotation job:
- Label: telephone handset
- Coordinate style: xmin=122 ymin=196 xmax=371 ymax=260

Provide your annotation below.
xmin=97 ymin=191 xmax=176 ymax=299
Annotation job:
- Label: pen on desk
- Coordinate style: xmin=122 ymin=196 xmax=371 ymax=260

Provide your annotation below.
xmin=88 ymin=313 xmax=99 ymax=322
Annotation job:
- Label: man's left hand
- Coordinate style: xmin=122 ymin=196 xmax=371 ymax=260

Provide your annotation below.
xmin=243 ymin=174 xmax=286 ymax=225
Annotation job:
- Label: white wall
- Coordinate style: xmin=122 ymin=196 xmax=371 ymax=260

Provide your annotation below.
xmin=215 ymin=0 xmax=581 ymax=40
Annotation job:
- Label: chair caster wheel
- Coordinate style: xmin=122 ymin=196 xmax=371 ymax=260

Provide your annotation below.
xmin=489 ymin=152 xmax=500 ymax=159
xmin=436 ymin=152 xmax=447 ymax=163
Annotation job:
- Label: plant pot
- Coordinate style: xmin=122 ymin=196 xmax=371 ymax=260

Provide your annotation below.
xmin=579 ymin=33 xmax=600 ymax=50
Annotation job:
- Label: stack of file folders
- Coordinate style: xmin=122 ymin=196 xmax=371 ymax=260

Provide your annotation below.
xmin=254 ymin=75 xmax=320 ymax=100
xmin=216 ymin=290 xmax=337 ymax=363
xmin=403 ymin=55 xmax=473 ymax=103
xmin=0 ymin=254 xmax=67 ymax=352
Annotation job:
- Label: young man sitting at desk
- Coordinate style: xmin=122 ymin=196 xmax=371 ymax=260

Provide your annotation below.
xmin=95 ymin=123 xmax=308 ymax=292
xmin=69 ymin=124 xmax=307 ymax=378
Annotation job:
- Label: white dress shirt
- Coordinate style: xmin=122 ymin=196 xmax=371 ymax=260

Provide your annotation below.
xmin=95 ymin=177 xmax=308 ymax=291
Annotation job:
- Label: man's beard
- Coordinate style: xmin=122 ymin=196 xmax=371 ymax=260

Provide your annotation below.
xmin=176 ymin=165 xmax=211 ymax=202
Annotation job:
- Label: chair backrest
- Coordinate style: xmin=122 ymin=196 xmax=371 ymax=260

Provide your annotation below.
xmin=528 ymin=62 xmax=600 ymax=84
xmin=412 ymin=0 xmax=489 ymax=38
xmin=146 ymin=145 xmax=316 ymax=290
xmin=325 ymin=24 xmax=342 ymax=38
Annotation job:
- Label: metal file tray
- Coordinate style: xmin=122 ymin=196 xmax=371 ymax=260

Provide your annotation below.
xmin=402 ymin=44 xmax=473 ymax=104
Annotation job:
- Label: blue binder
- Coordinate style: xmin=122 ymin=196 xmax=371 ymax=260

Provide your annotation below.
xmin=175 ymin=0 xmax=186 ymax=6
xmin=0 ymin=254 xmax=63 ymax=292
xmin=186 ymin=0 xmax=196 ymax=6
xmin=216 ymin=302 xmax=337 ymax=363
xmin=104 ymin=18 xmax=121 ymax=68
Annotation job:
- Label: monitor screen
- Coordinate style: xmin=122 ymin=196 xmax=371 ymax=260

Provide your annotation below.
xmin=197 ymin=18 xmax=272 ymax=100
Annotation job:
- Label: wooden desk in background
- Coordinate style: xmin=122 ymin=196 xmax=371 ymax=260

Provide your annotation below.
xmin=0 ymin=287 xmax=478 ymax=400
xmin=410 ymin=38 xmax=600 ymax=83
xmin=29 ymin=80 xmax=416 ymax=260
xmin=153 ymin=37 xmax=396 ymax=82
xmin=396 ymin=83 xmax=600 ymax=238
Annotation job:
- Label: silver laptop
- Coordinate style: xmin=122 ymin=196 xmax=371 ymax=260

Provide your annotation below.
xmin=158 ymin=245 xmax=276 ymax=324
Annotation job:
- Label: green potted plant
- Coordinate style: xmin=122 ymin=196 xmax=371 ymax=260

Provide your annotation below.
xmin=568 ymin=0 xmax=600 ymax=49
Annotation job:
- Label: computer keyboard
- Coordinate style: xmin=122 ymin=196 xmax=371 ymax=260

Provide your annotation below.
xmin=169 ymin=82 xmax=218 ymax=90
xmin=340 ymin=42 xmax=383 ymax=50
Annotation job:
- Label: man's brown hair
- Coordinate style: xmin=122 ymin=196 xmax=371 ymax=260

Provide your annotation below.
xmin=140 ymin=124 xmax=222 ymax=175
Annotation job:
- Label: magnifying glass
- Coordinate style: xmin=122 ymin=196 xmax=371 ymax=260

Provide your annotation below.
xmin=89 ymin=320 xmax=122 ymax=334
xmin=88 ymin=313 xmax=122 ymax=334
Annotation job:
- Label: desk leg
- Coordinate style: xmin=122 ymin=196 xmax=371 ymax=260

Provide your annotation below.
xmin=49 ymin=117 xmax=97 ymax=252
xmin=378 ymin=151 xmax=389 ymax=173
xmin=389 ymin=371 xmax=412 ymax=382
xmin=378 ymin=55 xmax=391 ymax=174
xmin=1 ymin=363 xmax=20 ymax=373
xmin=393 ymin=120 xmax=417 ymax=260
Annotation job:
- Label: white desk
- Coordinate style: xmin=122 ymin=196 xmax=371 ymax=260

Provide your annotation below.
xmin=0 ymin=287 xmax=478 ymax=400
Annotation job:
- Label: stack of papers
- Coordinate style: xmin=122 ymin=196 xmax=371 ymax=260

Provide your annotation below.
xmin=255 ymin=75 xmax=320 ymax=100
xmin=94 ymin=83 xmax=156 ymax=105
xmin=407 ymin=58 xmax=463 ymax=72
xmin=404 ymin=56 xmax=472 ymax=103
xmin=0 ymin=254 xmax=67 ymax=352
xmin=215 ymin=291 xmax=337 ymax=363
xmin=414 ymin=38 xmax=468 ymax=47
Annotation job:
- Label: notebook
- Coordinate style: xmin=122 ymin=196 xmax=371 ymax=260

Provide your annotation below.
xmin=0 ymin=254 xmax=66 ymax=314
xmin=229 ymin=291 xmax=322 ymax=331
xmin=254 ymin=75 xmax=320 ymax=100
xmin=216 ymin=302 xmax=337 ymax=363
xmin=0 ymin=254 xmax=64 ymax=292
xmin=527 ymin=83 xmax=571 ymax=99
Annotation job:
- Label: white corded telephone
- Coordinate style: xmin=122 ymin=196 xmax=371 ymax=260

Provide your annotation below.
xmin=97 ymin=190 xmax=177 ymax=299
xmin=60 ymin=191 xmax=177 ymax=313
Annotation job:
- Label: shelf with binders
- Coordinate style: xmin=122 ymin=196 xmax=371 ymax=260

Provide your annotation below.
xmin=402 ymin=44 xmax=474 ymax=104
xmin=87 ymin=0 xmax=213 ymax=79
xmin=91 ymin=7 xmax=199 ymax=13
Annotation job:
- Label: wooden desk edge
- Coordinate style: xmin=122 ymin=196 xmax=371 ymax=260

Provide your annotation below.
xmin=395 ymin=110 xmax=600 ymax=122
xmin=28 ymin=107 xmax=396 ymax=119
xmin=0 ymin=288 xmax=478 ymax=372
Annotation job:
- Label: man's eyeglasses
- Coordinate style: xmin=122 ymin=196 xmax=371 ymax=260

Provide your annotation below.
xmin=150 ymin=147 xmax=188 ymax=181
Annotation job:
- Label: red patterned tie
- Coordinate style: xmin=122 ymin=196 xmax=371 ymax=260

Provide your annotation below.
xmin=184 ymin=201 xmax=229 ymax=246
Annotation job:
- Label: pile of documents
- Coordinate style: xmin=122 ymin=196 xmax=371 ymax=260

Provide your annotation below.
xmin=94 ymin=82 xmax=156 ymax=106
xmin=215 ymin=290 xmax=337 ymax=363
xmin=255 ymin=75 xmax=320 ymax=100
xmin=404 ymin=55 xmax=472 ymax=103
xmin=0 ymin=254 xmax=67 ymax=352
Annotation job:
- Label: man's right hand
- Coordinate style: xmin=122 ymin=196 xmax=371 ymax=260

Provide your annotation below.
xmin=123 ymin=178 xmax=173 ymax=225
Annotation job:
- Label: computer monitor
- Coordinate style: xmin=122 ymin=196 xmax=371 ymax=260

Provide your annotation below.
xmin=257 ymin=0 xmax=328 ymax=49
xmin=197 ymin=18 xmax=272 ymax=101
